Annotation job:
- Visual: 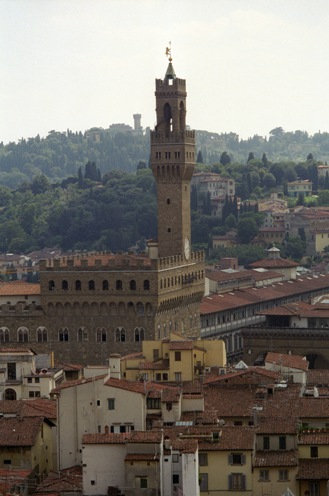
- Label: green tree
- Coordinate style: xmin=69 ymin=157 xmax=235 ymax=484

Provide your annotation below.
xmin=263 ymin=172 xmax=276 ymax=189
xmin=237 ymin=217 xmax=259 ymax=244
xmin=196 ymin=150 xmax=204 ymax=163
xmin=220 ymin=151 xmax=231 ymax=165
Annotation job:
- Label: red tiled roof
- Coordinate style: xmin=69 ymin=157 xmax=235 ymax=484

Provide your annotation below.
xmin=204 ymin=367 xmax=279 ymax=385
xmin=256 ymin=417 xmax=297 ymax=434
xmin=299 ymin=431 xmax=329 ymax=445
xmin=0 ymin=399 xmax=56 ymax=419
xmin=139 ymin=360 xmax=169 ymax=370
xmin=297 ymin=459 xmax=329 ymax=479
xmin=198 ymin=426 xmax=254 ymax=451
xmin=0 ymin=417 xmax=43 ymax=446
xmin=169 ymin=341 xmax=195 ymax=350
xmin=128 ymin=431 xmax=162 ymax=443
xmin=201 ymin=274 xmax=329 ymax=315
xmin=253 ymin=450 xmax=298 ymax=467
xmin=83 ymin=433 xmax=130 ymax=444
xmin=250 ymin=258 xmax=298 ymax=269
xmin=34 ymin=466 xmax=82 ymax=494
xmin=0 ymin=281 xmax=40 ymax=296
xmin=307 ymin=370 xmax=329 ymax=386
xmin=172 ymin=438 xmax=198 ymax=453
xmin=52 ymin=375 xmax=106 ymax=393
xmin=266 ymin=352 xmax=309 ymax=371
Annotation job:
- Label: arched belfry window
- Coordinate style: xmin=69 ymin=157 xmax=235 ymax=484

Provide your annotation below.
xmin=163 ymin=103 xmax=172 ymax=136
xmin=179 ymin=101 xmax=185 ymax=131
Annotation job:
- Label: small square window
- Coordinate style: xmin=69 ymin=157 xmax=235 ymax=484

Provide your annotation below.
xmin=278 ymin=469 xmax=288 ymax=481
xmin=175 ymin=351 xmax=181 ymax=361
xmin=173 ymin=474 xmax=179 ymax=485
xmin=140 ymin=478 xmax=148 ymax=489
xmin=108 ymin=398 xmax=115 ymax=410
xmin=28 ymin=377 xmax=32 ymax=383
xmin=34 ymin=377 xmax=40 ymax=383
xmin=259 ymin=469 xmax=269 ymax=482
xmin=199 ymin=453 xmax=208 ymax=466
xmin=97 ymin=400 xmax=101 ymax=406
xmin=90 ymin=480 xmax=95 ymax=486
xmin=310 ymin=446 xmax=318 ymax=458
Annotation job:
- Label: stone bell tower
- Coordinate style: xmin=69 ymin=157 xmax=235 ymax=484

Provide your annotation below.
xmin=151 ymin=55 xmax=196 ymax=259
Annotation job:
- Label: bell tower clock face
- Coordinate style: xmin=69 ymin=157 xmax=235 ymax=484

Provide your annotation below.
xmin=184 ymin=237 xmax=190 ymax=260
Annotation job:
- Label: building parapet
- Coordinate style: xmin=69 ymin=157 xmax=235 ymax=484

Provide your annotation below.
xmin=39 ymin=252 xmax=154 ymax=271
xmin=157 ymin=251 xmax=204 ymax=270
xmin=150 ymin=130 xmax=195 ymax=144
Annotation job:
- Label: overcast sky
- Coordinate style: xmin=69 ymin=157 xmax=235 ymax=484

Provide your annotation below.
xmin=1 ymin=0 xmax=329 ymax=143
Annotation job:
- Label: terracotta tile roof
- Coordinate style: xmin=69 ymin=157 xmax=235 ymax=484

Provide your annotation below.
xmin=0 ymin=399 xmax=56 ymax=419
xmin=256 ymin=418 xmax=297 ymax=434
xmin=83 ymin=433 xmax=130 ymax=444
xmin=297 ymin=459 xmax=329 ymax=479
xmin=58 ymin=363 xmax=83 ymax=371
xmin=52 ymin=375 xmax=106 ymax=393
xmin=34 ymin=466 xmax=82 ymax=494
xmin=201 ymin=274 xmax=329 ymax=315
xmin=0 ymin=347 xmax=36 ymax=354
xmin=253 ymin=450 xmax=298 ymax=467
xmin=265 ymin=352 xmax=309 ymax=371
xmin=0 ymin=417 xmax=43 ymax=446
xmin=125 ymin=453 xmax=159 ymax=462
xmin=0 ymin=281 xmax=40 ymax=296
xmin=197 ymin=426 xmax=254 ymax=451
xmin=168 ymin=341 xmax=195 ymax=350
xmin=299 ymin=431 xmax=329 ymax=445
xmin=204 ymin=367 xmax=279 ymax=385
xmin=128 ymin=431 xmax=163 ymax=443
xmin=139 ymin=360 xmax=169 ymax=370
xmin=172 ymin=438 xmax=198 ymax=453
xmin=121 ymin=352 xmax=144 ymax=361
xmin=21 ymin=399 xmax=57 ymax=419
xmin=250 ymin=257 xmax=298 ymax=269
xmin=105 ymin=377 xmax=180 ymax=398
xmin=307 ymin=370 xmax=329 ymax=386
xmin=0 ymin=468 xmax=33 ymax=493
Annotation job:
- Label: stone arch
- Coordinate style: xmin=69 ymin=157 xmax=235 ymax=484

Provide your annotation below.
xmin=115 ymin=327 xmax=126 ymax=342
xmin=78 ymin=327 xmax=88 ymax=342
xmin=102 ymin=280 xmax=109 ymax=291
xmin=59 ymin=327 xmax=69 ymax=342
xmin=127 ymin=302 xmax=135 ymax=315
xmin=17 ymin=327 xmax=29 ymax=343
xmin=0 ymin=327 xmax=9 ymax=343
xmin=62 ymin=280 xmax=68 ymax=291
xmin=145 ymin=303 xmax=153 ymax=316
xmin=56 ymin=302 xmax=63 ymax=317
xmin=179 ymin=101 xmax=185 ymax=131
xmin=134 ymin=327 xmax=145 ymax=342
xmin=75 ymin=280 xmax=82 ymax=291
xmin=136 ymin=302 xmax=144 ymax=315
xmin=82 ymin=302 xmax=89 ymax=316
xmin=37 ymin=326 xmax=47 ymax=343
xmin=4 ymin=388 xmax=16 ymax=400
xmin=73 ymin=302 xmax=80 ymax=316
xmin=163 ymin=102 xmax=172 ymax=136
xmin=47 ymin=303 xmax=55 ymax=317
xmin=118 ymin=302 xmax=125 ymax=315
xmin=96 ymin=327 xmax=107 ymax=342
xmin=91 ymin=302 xmax=99 ymax=316
xmin=109 ymin=302 xmax=117 ymax=316
xmin=48 ymin=280 xmax=55 ymax=291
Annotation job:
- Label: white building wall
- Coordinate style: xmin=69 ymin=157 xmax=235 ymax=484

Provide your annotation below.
xmin=182 ymin=451 xmax=199 ymax=496
xmin=58 ymin=379 xmax=146 ymax=469
xmin=83 ymin=444 xmax=126 ymax=496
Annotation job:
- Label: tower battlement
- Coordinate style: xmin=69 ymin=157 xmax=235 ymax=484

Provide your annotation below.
xmin=155 ymin=77 xmax=186 ymax=92
xmin=39 ymin=252 xmax=154 ymax=272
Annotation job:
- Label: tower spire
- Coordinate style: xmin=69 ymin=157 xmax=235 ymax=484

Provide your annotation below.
xmin=165 ymin=42 xmax=176 ymax=80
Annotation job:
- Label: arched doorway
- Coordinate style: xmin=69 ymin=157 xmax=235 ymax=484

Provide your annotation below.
xmin=4 ymin=388 xmax=16 ymax=400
